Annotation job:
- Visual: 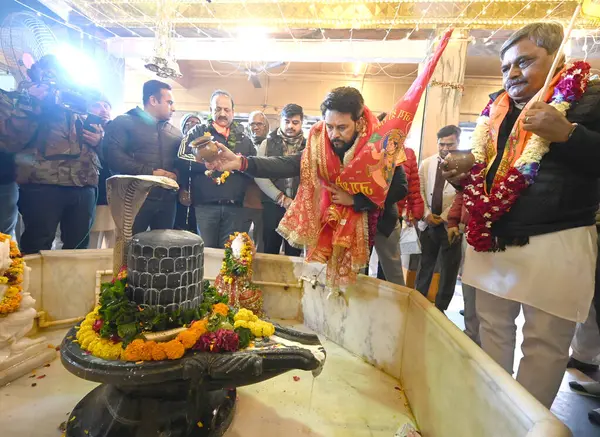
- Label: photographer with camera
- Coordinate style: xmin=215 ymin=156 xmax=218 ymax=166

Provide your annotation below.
xmin=0 ymin=54 xmax=105 ymax=254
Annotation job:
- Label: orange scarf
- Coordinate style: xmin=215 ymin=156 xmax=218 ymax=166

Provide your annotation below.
xmin=486 ymin=68 xmax=565 ymax=186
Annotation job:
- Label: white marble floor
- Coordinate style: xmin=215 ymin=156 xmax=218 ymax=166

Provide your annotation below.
xmin=1 ymin=324 xmax=415 ymax=437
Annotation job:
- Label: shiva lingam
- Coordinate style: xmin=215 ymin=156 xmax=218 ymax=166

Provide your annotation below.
xmin=60 ymin=175 xmax=326 ymax=437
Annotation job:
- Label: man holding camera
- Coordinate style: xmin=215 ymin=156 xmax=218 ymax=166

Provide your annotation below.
xmin=0 ymin=55 xmax=106 ymax=254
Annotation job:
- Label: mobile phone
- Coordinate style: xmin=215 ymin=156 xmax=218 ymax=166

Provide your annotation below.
xmin=83 ymin=114 xmax=103 ymax=133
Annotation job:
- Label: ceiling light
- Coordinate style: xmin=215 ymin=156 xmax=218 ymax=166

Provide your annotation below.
xmin=236 ymin=27 xmax=270 ymax=42
xmin=353 ymin=62 xmax=364 ymax=77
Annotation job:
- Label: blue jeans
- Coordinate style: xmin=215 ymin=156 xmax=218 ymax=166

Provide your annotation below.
xmin=18 ymin=184 xmax=96 ymax=254
xmin=195 ymin=204 xmax=244 ymax=249
xmin=0 ymin=182 xmax=18 ymax=238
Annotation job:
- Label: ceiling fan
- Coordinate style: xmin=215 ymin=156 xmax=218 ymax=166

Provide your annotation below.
xmin=244 ymin=61 xmax=287 ymax=88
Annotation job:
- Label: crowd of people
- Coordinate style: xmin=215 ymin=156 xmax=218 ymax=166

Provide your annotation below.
xmin=1 ymin=21 xmax=600 ymax=415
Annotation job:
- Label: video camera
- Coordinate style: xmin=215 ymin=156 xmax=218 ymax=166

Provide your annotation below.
xmin=14 ymin=80 xmax=91 ymax=115
xmin=13 ymin=53 xmax=94 ymax=115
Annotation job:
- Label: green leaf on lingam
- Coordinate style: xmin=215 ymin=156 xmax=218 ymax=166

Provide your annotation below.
xmin=235 ymin=327 xmax=252 ymax=349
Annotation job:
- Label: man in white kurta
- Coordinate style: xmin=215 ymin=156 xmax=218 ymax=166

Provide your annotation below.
xmin=455 ymin=23 xmax=600 ymax=408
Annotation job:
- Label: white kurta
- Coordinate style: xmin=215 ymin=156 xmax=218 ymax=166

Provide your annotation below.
xmin=463 ymin=226 xmax=597 ymax=323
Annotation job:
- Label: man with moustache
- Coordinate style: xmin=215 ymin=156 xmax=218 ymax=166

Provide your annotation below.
xmin=415 ymin=125 xmax=461 ymax=310
xmin=201 ymin=87 xmax=408 ymax=285
xmin=105 ymin=80 xmax=181 ymax=234
xmin=443 ymin=23 xmax=600 ymax=408
xmin=255 ymin=104 xmax=306 ymax=256
xmin=178 ymin=90 xmax=255 ymax=248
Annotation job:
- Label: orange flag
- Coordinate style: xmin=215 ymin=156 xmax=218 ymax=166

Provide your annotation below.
xmin=336 ymin=29 xmax=454 ymax=207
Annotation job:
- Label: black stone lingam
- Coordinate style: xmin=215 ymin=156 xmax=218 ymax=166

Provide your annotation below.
xmin=61 ymin=229 xmax=325 ymax=437
xmin=127 ymin=230 xmax=204 ymax=312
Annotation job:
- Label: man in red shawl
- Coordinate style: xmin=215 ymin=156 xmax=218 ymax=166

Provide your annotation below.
xmin=204 ymin=87 xmax=408 ymax=287
xmin=200 ymin=32 xmax=452 ymax=287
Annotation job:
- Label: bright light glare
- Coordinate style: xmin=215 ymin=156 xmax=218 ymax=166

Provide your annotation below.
xmin=236 ymin=27 xmax=270 ymax=42
xmin=53 ymin=44 xmax=100 ymax=87
xmin=353 ymin=62 xmax=364 ymax=77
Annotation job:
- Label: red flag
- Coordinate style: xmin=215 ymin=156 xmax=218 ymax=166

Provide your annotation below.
xmin=336 ymin=29 xmax=454 ymax=207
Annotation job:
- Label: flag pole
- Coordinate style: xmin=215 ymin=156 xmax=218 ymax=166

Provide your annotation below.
xmin=537 ymin=1 xmax=582 ymax=102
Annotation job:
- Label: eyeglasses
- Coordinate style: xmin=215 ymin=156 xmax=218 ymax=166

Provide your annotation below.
xmin=250 ymin=122 xmax=266 ymax=128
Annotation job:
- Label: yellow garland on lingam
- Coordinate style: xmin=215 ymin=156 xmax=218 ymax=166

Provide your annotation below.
xmin=76 ymin=304 xmax=275 ymax=362
xmin=76 ymin=308 xmax=209 ymax=361
xmin=0 ymin=234 xmax=24 ymax=315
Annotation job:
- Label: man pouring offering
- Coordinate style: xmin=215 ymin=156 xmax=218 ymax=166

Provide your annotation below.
xmin=193 ymin=31 xmax=453 ymax=289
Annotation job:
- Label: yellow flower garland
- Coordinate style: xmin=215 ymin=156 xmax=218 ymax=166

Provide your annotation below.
xmin=76 ymin=306 xmax=274 ymax=361
xmin=0 ymin=234 xmax=24 ymax=315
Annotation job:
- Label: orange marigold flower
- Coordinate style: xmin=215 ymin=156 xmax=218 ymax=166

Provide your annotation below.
xmin=164 ymin=340 xmax=185 ymax=359
xmin=212 ymin=303 xmax=229 ymax=317
xmin=140 ymin=341 xmax=155 ymax=361
xmin=190 ymin=320 xmax=208 ymax=337
xmin=123 ymin=339 xmax=146 ymax=361
xmin=177 ymin=329 xmax=201 ymax=349
xmin=150 ymin=343 xmax=167 ymax=361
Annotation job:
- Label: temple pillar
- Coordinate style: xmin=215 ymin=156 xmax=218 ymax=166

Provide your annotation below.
xmin=412 ymin=31 xmax=469 ymax=162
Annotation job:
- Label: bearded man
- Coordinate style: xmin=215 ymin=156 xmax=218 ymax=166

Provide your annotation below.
xmin=444 ymin=23 xmax=600 ymax=408
xmin=205 ymin=87 xmax=409 ymax=286
xmin=200 ymin=33 xmax=450 ymax=287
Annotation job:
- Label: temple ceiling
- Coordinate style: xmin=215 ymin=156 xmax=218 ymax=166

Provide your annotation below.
xmin=62 ymin=1 xmax=598 ymax=38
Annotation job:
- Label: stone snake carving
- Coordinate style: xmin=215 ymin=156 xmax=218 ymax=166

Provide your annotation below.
xmin=106 ymin=175 xmax=179 ymax=275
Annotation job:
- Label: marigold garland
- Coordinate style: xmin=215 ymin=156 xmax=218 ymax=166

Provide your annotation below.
xmin=76 ymin=304 xmax=274 ymax=362
xmin=0 ymin=234 xmax=24 ymax=315
xmin=205 ymin=170 xmax=231 ymax=185
xmin=463 ymin=61 xmax=592 ymax=252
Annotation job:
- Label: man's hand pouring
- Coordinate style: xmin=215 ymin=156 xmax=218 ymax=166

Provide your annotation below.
xmin=199 ymin=142 xmax=243 ymax=172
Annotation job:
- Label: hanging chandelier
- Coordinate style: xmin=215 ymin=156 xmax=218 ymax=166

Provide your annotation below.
xmin=144 ymin=0 xmax=182 ymax=79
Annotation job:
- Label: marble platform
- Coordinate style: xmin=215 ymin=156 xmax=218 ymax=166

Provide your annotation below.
xmin=1 ymin=325 xmax=415 ymax=437
xmin=6 ymin=248 xmax=573 ymax=437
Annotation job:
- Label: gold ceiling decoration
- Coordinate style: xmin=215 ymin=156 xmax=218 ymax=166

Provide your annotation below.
xmin=64 ymin=0 xmax=598 ymax=31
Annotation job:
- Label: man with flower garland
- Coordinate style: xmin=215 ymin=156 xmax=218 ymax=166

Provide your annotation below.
xmin=444 ymin=23 xmax=600 ymax=408
xmin=177 ymin=90 xmax=255 ymax=249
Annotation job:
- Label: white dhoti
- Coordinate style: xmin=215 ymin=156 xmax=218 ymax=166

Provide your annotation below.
xmin=463 ymin=225 xmax=597 ymax=408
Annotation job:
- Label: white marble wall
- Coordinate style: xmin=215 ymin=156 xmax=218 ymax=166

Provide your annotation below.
xmin=35 ymin=248 xmax=304 ymax=322
xmin=39 ymin=250 xmax=112 ymax=321
xmin=297 ymin=262 xmax=570 ymax=437
xmin=300 ymin=263 xmax=409 ymax=380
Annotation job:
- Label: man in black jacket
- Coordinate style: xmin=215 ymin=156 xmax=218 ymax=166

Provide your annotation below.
xmin=255 ymin=104 xmax=306 ymax=256
xmin=444 ymin=23 xmax=600 ymax=408
xmin=104 ymin=80 xmax=182 ymax=234
xmin=177 ymin=90 xmax=255 ymax=248
xmin=200 ymin=88 xmax=408 ymax=276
